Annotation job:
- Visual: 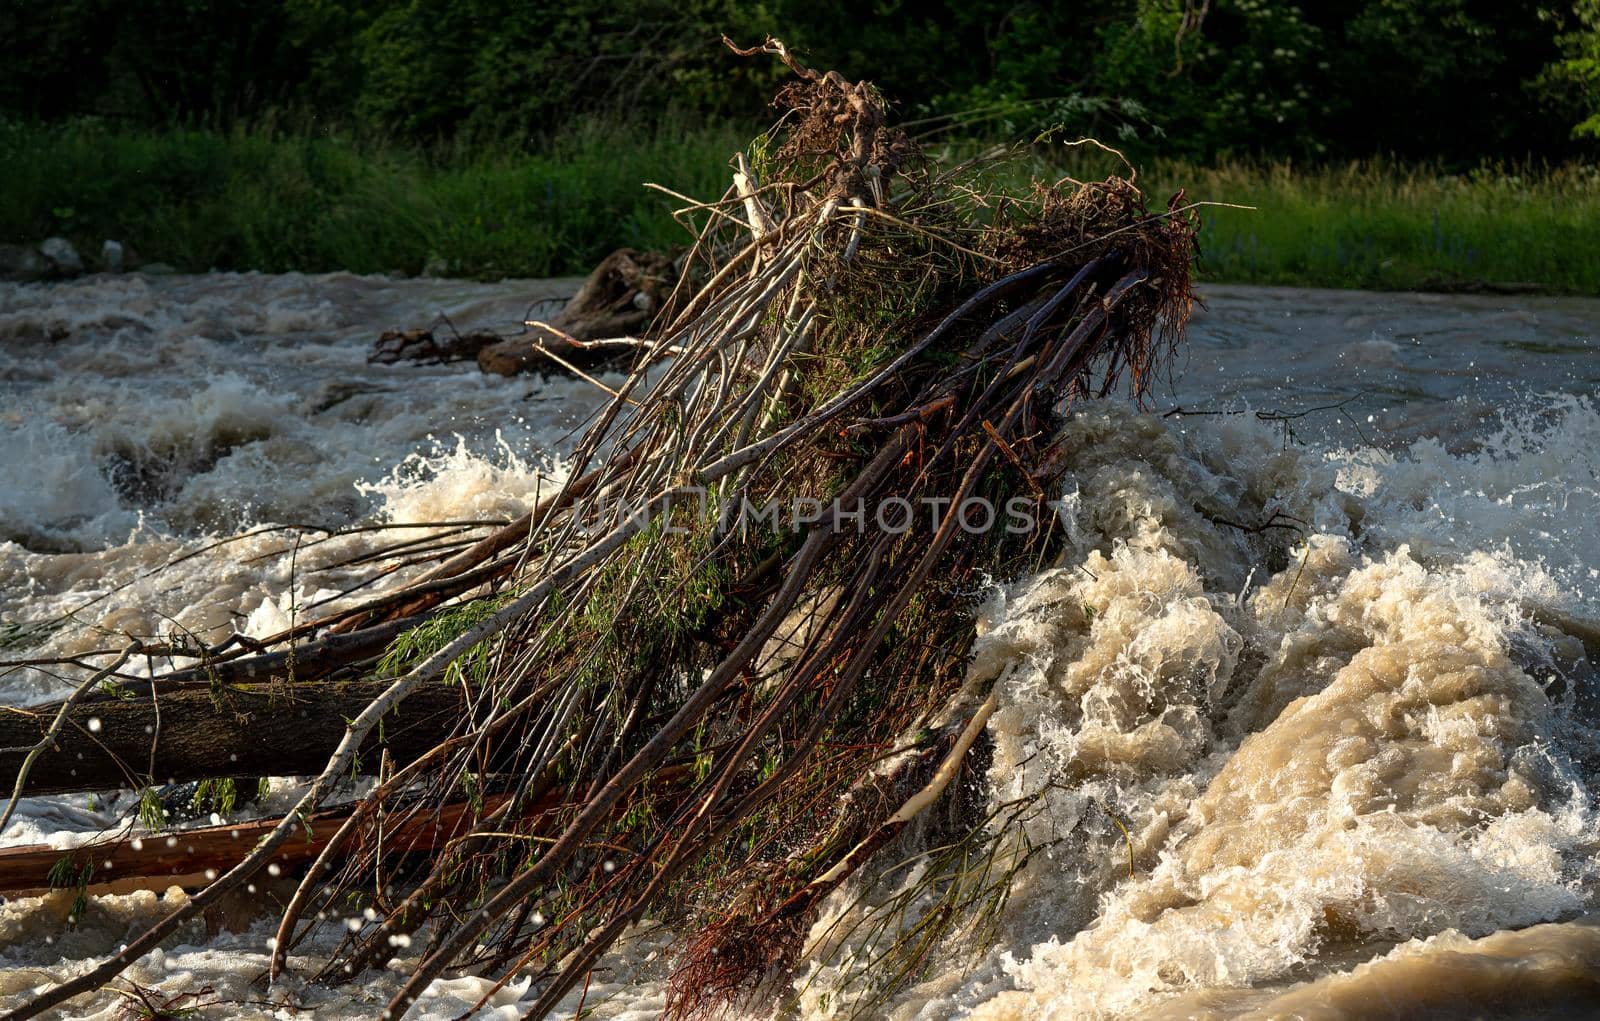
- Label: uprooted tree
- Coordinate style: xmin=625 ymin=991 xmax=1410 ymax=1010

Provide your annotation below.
xmin=0 ymin=39 xmax=1197 ymax=1021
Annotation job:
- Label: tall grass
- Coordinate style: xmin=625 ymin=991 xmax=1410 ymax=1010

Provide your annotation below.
xmin=4 ymin=119 xmax=1597 ymax=291
xmin=0 ymin=119 xmax=743 ymax=279
xmin=1143 ymin=158 xmax=1600 ymax=293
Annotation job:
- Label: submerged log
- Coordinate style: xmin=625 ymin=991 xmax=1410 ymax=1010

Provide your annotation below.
xmin=368 ymin=247 xmax=673 ymax=373
xmin=0 ymin=797 xmax=495 ymax=898
xmin=0 ymin=680 xmax=462 ymax=797
xmin=477 ymin=247 xmax=675 ymax=375
xmin=369 ymin=327 xmax=504 ymax=366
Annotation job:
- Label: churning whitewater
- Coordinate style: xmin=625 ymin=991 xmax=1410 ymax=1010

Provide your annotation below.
xmin=1 ymin=272 xmax=1597 ymax=1019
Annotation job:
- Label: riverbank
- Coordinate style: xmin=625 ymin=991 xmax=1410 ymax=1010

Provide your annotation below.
xmin=4 ymin=120 xmax=1599 ymax=292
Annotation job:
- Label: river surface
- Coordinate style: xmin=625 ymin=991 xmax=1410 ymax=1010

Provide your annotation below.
xmin=0 ymin=272 xmax=1597 ymax=1019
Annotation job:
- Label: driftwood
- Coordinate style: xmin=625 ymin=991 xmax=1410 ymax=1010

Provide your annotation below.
xmin=153 ymin=615 xmax=422 ymax=690
xmin=477 ymin=247 xmax=675 ymax=375
xmin=368 ymin=247 xmax=674 ymax=375
xmin=0 ymin=680 xmax=463 ymax=796
xmin=0 ymin=797 xmax=492 ymax=898
xmin=368 ymin=327 xmax=504 ymax=366
xmin=1 ymin=40 xmax=1200 ymax=1021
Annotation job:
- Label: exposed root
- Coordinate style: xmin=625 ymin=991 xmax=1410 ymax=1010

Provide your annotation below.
xmin=1 ymin=38 xmax=1198 ymax=1021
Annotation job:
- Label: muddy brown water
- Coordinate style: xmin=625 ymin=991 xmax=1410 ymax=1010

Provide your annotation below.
xmin=0 ymin=273 xmax=1596 ymax=1020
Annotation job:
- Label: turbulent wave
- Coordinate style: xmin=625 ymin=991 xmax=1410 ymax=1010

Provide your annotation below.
xmin=0 ymin=272 xmax=588 ymax=552
xmin=1 ymin=274 xmax=1597 ymax=1019
xmin=800 ymin=399 xmax=1600 ymax=1021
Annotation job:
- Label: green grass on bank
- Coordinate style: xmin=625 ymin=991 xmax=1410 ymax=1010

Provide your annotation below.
xmin=1137 ymin=158 xmax=1600 ymax=293
xmin=0 ymin=119 xmax=744 ymax=280
xmin=3 ymin=120 xmax=1598 ymax=292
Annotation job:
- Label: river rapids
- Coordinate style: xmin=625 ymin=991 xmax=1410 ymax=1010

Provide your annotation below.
xmin=0 ymin=272 xmax=1597 ymax=1019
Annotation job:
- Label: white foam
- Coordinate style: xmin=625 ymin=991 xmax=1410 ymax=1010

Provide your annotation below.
xmin=4 ymin=277 xmax=1597 ymax=1019
xmin=799 ymin=400 xmax=1599 ymax=1021
xmin=356 ymin=431 xmax=565 ymax=527
xmin=0 ymin=420 xmax=136 ymax=548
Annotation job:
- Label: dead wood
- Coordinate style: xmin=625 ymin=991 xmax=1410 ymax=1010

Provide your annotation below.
xmin=367 ymin=247 xmax=674 ymax=374
xmin=0 ymin=796 xmax=492 ymax=898
xmin=0 ymin=680 xmax=462 ymax=796
xmin=0 ymin=39 xmax=1199 ymax=1021
xmin=146 ymin=616 xmax=422 ymax=691
xmin=478 ymin=247 xmax=675 ymax=375
xmin=369 ymin=327 xmax=504 ymax=366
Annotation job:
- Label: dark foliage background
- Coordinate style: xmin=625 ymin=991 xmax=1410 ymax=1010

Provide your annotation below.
xmin=3 ymin=0 xmax=1598 ymax=161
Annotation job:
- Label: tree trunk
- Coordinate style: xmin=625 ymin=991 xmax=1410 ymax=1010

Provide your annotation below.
xmin=0 ymin=680 xmax=463 ymax=796
xmin=0 ymin=796 xmax=499 ymax=897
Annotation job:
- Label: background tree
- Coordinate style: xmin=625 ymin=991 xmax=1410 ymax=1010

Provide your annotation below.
xmin=1 ymin=0 xmax=1595 ymax=160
